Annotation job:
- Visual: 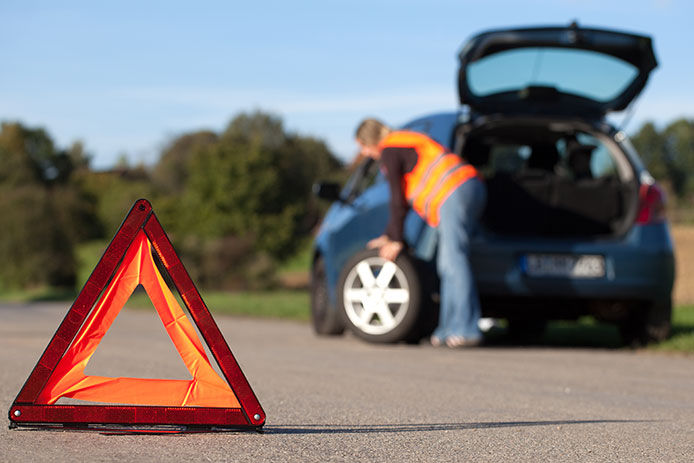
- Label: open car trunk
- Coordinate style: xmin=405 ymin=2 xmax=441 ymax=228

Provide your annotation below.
xmin=457 ymin=23 xmax=657 ymax=117
xmin=461 ymin=119 xmax=639 ymax=238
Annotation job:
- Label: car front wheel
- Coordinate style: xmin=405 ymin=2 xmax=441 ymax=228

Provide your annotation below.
xmin=310 ymin=256 xmax=345 ymax=336
xmin=338 ymin=249 xmax=422 ymax=343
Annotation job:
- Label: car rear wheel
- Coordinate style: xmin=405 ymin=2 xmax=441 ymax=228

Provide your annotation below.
xmin=310 ymin=256 xmax=345 ymax=336
xmin=338 ymin=249 xmax=422 ymax=343
xmin=619 ymin=299 xmax=672 ymax=346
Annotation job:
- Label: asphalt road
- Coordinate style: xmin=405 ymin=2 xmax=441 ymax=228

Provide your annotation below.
xmin=1 ymin=302 xmax=692 ymax=462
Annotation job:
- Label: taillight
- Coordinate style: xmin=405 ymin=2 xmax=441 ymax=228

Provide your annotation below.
xmin=636 ymin=182 xmax=667 ymax=224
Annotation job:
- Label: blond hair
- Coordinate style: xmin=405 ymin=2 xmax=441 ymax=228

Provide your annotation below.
xmin=355 ymin=118 xmax=391 ymax=146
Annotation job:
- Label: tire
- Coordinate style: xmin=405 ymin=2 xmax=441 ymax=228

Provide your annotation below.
xmin=337 ymin=249 xmax=422 ymax=343
xmin=619 ymin=299 xmax=672 ymax=346
xmin=310 ymin=256 xmax=345 ymax=336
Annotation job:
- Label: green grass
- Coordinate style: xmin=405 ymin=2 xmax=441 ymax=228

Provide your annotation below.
xmin=4 ymin=285 xmax=690 ymax=352
xmin=482 ymin=305 xmax=694 ymax=352
xmin=124 ymin=289 xmax=311 ymax=321
xmin=0 ymin=286 xmax=77 ymax=303
xmin=540 ymin=318 xmax=624 ymax=349
xmin=652 ymin=304 xmax=694 ymax=352
xmin=482 ymin=317 xmax=623 ymax=349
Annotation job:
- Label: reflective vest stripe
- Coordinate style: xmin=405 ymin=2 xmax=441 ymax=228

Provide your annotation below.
xmin=422 ymin=163 xmax=466 ymax=221
xmin=407 ymin=152 xmax=447 ymax=201
xmin=425 ymin=164 xmax=479 ymax=226
xmin=411 ymin=154 xmax=462 ymax=216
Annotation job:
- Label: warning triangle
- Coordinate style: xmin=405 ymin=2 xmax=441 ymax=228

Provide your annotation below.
xmin=8 ymin=199 xmax=265 ymax=431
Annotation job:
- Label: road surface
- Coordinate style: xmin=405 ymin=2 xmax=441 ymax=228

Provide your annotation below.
xmin=1 ymin=302 xmax=692 ymax=462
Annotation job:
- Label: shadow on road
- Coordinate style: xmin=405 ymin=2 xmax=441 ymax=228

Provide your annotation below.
xmin=264 ymin=419 xmax=652 ymax=435
xmin=480 ymin=321 xmax=624 ymax=349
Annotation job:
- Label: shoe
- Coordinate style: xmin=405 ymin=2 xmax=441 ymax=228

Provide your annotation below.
xmin=445 ymin=336 xmax=481 ymax=348
xmin=430 ymin=335 xmax=443 ymax=347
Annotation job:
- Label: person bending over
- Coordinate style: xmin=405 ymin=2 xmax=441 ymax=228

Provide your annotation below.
xmin=355 ymin=118 xmax=487 ymax=348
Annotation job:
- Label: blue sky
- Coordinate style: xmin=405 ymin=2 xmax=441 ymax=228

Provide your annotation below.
xmin=1 ymin=0 xmax=692 ymax=168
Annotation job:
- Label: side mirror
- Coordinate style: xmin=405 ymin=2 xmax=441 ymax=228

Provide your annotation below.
xmin=313 ymin=182 xmax=342 ymax=202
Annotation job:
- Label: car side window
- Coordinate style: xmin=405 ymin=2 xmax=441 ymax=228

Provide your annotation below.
xmin=483 ymin=144 xmax=530 ymax=176
xmin=402 ymin=120 xmax=432 ymax=135
xmin=557 ymin=134 xmax=618 ymax=179
xmin=580 ymin=134 xmax=617 ymax=179
xmin=342 ymin=158 xmax=383 ymax=202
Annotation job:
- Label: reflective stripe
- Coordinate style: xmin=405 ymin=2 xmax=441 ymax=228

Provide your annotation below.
xmin=411 ymin=154 xmax=461 ymax=215
xmin=407 ymin=152 xmax=447 ymax=201
xmin=422 ymin=163 xmax=467 ymax=221
xmin=426 ymin=165 xmax=479 ymax=226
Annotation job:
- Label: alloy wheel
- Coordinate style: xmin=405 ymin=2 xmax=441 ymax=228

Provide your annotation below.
xmin=342 ymin=257 xmax=410 ymax=335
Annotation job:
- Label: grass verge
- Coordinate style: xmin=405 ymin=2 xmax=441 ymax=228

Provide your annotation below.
xmin=125 ymin=289 xmax=311 ymax=321
xmin=483 ymin=305 xmax=694 ymax=352
xmin=1 ymin=287 xmax=692 ymax=352
xmin=652 ymin=304 xmax=694 ymax=352
xmin=0 ymin=286 xmax=77 ymax=303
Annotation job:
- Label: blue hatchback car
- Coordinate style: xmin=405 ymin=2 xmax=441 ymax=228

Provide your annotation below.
xmin=310 ymin=23 xmax=675 ymax=345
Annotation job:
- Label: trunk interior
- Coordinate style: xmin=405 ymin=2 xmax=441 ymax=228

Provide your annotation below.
xmin=461 ymin=120 xmax=639 ymax=238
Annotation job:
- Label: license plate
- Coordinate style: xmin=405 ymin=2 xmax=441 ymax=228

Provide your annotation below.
xmin=524 ymin=254 xmax=605 ymax=278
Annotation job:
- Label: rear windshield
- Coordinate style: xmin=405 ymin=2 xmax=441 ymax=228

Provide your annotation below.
xmin=467 ymin=47 xmax=639 ymax=103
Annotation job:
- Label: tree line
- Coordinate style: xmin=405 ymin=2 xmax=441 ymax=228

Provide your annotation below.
xmin=1 ymin=113 xmax=692 ymax=292
xmin=0 ymin=111 xmax=343 ymax=292
xmin=630 ymin=118 xmax=694 ymax=200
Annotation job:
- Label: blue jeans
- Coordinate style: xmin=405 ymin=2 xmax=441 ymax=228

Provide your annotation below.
xmin=432 ymin=178 xmax=487 ymax=340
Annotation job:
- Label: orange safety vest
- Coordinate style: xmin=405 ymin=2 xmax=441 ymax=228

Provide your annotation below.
xmin=379 ymin=131 xmax=479 ymax=227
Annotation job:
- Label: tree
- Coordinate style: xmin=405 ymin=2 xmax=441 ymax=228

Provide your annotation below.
xmin=631 ymin=122 xmax=667 ymax=180
xmin=153 ymin=130 xmax=218 ymax=195
xmin=0 ymin=185 xmax=76 ymax=289
xmin=631 ymin=118 xmax=694 ymax=199
xmin=159 ymin=110 xmax=342 ymax=288
xmin=0 ymin=122 xmax=75 ymax=186
xmin=80 ymin=164 xmax=154 ymax=237
xmin=663 ymin=119 xmax=694 ymax=197
xmin=222 ymin=111 xmax=285 ymax=149
xmin=0 ymin=122 xmax=86 ymax=289
xmin=0 ymin=112 xmax=344 ymax=291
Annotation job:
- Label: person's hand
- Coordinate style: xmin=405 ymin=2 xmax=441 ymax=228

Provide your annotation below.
xmin=368 ymin=235 xmax=403 ymax=261
xmin=379 ymin=240 xmax=403 ymax=261
xmin=367 ymin=235 xmax=389 ymax=249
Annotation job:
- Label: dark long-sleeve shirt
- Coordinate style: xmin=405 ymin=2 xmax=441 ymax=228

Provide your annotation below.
xmin=380 ymin=146 xmax=418 ymax=242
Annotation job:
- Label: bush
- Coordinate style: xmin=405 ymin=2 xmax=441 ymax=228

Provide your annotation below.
xmin=0 ymin=121 xmax=95 ymax=290
xmin=0 ymin=112 xmax=345 ymax=292
xmin=171 ymin=111 xmax=342 ymax=263
xmin=175 ymin=235 xmax=277 ymax=291
xmin=0 ymin=185 xmax=76 ymax=289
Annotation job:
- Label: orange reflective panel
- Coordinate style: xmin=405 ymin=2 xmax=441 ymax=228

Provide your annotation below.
xmin=35 ymin=230 xmax=240 ymax=408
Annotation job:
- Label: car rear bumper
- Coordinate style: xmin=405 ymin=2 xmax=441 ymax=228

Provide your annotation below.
xmin=472 ymin=223 xmax=675 ymax=302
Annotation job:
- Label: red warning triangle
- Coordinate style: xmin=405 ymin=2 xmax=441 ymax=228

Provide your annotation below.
xmin=8 ymin=199 xmax=265 ymax=431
